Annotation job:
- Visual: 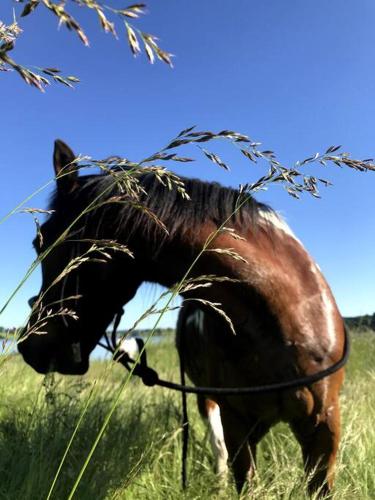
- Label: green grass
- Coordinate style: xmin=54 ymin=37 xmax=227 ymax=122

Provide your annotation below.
xmin=0 ymin=332 xmax=374 ymax=499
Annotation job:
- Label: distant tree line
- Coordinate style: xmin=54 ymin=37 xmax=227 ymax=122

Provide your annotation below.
xmin=344 ymin=313 xmax=375 ymax=332
xmin=1 ymin=319 xmax=374 ymax=338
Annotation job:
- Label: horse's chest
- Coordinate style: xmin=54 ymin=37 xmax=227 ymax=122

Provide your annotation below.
xmin=184 ymin=314 xmax=283 ymax=387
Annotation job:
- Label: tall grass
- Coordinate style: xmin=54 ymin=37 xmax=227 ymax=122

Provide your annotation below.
xmin=1 ymin=131 xmax=374 ymax=499
xmin=0 ymin=332 xmax=373 ymax=499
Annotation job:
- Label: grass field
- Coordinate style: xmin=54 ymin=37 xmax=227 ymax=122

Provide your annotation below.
xmin=0 ymin=331 xmax=374 ymax=500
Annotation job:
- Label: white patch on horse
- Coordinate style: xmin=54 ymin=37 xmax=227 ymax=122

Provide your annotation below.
xmin=118 ymin=337 xmax=140 ymax=360
xmin=186 ymin=309 xmax=205 ymax=336
xmin=259 ymin=210 xmax=303 ymax=245
xmin=321 ymin=288 xmax=337 ymax=352
xmin=207 ymin=403 xmax=228 ymax=477
xmin=260 ymin=210 xmax=338 ymax=356
xmin=309 ymin=263 xmax=337 ymax=353
xmin=326 ymin=405 xmax=335 ymax=417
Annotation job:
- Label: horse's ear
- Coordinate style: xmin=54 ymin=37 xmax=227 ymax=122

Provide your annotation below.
xmin=53 ymin=139 xmax=78 ymax=193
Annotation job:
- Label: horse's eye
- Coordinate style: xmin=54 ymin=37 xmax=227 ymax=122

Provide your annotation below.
xmin=28 ymin=296 xmax=38 ymax=308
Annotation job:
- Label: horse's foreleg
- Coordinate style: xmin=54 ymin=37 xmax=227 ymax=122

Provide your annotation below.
xmin=197 ymin=397 xmax=228 ymax=479
xmin=291 ymin=392 xmax=341 ymax=497
xmin=206 ymin=400 xmax=228 ymax=477
xmin=219 ymin=405 xmax=254 ymax=494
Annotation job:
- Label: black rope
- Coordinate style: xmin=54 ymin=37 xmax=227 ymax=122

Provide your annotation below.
xmin=111 ymin=308 xmax=124 ymax=350
xmin=106 ymin=326 xmax=349 ymax=395
xmin=179 ymin=323 xmax=189 ymax=490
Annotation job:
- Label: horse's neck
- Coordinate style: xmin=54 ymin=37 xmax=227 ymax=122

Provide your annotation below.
xmin=134 ymin=222 xmax=232 ymax=286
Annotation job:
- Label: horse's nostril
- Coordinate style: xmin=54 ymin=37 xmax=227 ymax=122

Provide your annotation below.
xmin=28 ymin=296 xmax=38 ymax=308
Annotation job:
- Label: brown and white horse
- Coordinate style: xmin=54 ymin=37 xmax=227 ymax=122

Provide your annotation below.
xmin=19 ymin=140 xmax=346 ymax=495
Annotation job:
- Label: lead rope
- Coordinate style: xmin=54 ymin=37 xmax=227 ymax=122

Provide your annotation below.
xmin=179 ymin=323 xmax=189 ymax=490
xmin=104 ymin=325 xmax=350 ymax=395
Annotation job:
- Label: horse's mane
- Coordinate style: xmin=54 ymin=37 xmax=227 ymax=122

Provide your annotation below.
xmin=50 ymin=169 xmax=274 ymax=245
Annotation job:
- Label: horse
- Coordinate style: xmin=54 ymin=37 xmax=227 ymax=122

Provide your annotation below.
xmin=19 ymin=139 xmax=346 ymax=495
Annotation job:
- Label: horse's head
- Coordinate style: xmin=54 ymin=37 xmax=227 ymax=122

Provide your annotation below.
xmin=18 ymin=140 xmax=140 ymax=375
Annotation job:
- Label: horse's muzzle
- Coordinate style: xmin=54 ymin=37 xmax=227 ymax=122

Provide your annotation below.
xmin=18 ymin=334 xmax=89 ymax=375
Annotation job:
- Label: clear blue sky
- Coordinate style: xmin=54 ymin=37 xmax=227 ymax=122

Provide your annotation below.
xmin=1 ymin=0 xmax=374 ymax=330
